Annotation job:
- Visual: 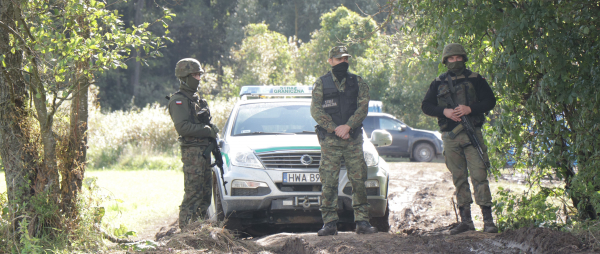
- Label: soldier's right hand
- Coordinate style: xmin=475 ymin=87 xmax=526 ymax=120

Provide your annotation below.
xmin=211 ymin=124 xmax=220 ymax=134
xmin=443 ymin=108 xmax=461 ymax=122
xmin=203 ymin=125 xmax=217 ymax=138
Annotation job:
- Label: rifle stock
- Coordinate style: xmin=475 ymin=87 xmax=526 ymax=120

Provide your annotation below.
xmin=203 ymin=138 xmax=228 ymax=195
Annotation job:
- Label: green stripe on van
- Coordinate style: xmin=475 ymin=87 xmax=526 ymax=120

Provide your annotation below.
xmin=254 ymin=146 xmax=321 ymax=153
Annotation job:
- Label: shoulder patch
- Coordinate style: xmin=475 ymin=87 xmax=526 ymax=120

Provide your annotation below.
xmin=175 ymin=101 xmax=182 ymax=105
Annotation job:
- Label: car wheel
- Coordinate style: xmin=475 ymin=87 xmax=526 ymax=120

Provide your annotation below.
xmin=213 ymin=173 xmax=242 ymax=231
xmin=212 ymin=173 xmax=225 ymax=221
xmin=413 ymin=143 xmax=435 ymax=162
xmin=370 ymin=201 xmax=390 ymax=232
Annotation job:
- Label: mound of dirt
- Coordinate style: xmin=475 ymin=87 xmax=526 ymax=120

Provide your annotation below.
xmin=492 ymin=227 xmax=583 ymax=254
xmin=147 ymin=221 xmax=267 ymax=253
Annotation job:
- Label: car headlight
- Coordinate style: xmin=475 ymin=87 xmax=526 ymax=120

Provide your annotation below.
xmin=434 ymin=131 xmax=442 ymax=141
xmin=230 ymin=147 xmax=264 ymax=169
xmin=231 ymin=180 xmax=268 ymax=188
xmin=363 ymin=150 xmax=379 ymax=167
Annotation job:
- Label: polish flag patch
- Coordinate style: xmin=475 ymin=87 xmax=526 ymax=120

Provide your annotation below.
xmin=176 ymin=101 xmax=182 ymax=105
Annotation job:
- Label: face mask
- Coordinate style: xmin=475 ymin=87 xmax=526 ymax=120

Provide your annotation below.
xmin=331 ymin=62 xmax=349 ymax=81
xmin=446 ymin=61 xmax=466 ymax=75
xmin=180 ymin=76 xmax=199 ymax=92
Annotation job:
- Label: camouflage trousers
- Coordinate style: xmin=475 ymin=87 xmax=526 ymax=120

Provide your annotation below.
xmin=179 ymin=145 xmax=212 ymax=228
xmin=319 ymin=134 xmax=370 ymax=224
xmin=442 ymin=127 xmax=493 ymax=207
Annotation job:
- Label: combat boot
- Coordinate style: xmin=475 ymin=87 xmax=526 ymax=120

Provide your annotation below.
xmin=481 ymin=205 xmax=499 ymax=233
xmin=317 ymin=220 xmax=338 ymax=236
xmin=355 ymin=221 xmax=378 ymax=234
xmin=450 ymin=205 xmax=475 ymax=235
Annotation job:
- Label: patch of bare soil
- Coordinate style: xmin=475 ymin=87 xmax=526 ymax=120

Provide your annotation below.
xmin=125 ymin=161 xmax=594 ymax=253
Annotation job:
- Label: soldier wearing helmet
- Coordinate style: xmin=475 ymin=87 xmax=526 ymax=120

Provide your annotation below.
xmin=421 ymin=43 xmax=498 ymax=234
xmin=168 ymin=58 xmax=218 ymax=228
xmin=310 ymin=46 xmax=377 ymax=236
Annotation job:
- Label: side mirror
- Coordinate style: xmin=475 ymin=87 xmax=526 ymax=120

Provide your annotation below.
xmin=218 ymin=139 xmax=225 ymax=148
xmin=370 ymin=130 xmax=392 ymax=147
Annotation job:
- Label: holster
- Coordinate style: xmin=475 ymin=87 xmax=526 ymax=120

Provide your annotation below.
xmin=448 ymin=124 xmax=464 ymax=139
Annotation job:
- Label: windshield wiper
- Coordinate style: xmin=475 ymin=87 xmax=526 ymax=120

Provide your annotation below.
xmin=235 ymin=132 xmax=294 ymax=136
xmin=294 ymin=131 xmax=316 ymax=134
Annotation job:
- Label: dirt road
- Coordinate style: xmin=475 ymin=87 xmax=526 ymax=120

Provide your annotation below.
xmin=144 ymin=161 xmax=591 ymax=253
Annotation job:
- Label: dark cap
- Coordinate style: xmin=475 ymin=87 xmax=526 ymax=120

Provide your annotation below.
xmin=329 ymin=46 xmax=352 ymax=59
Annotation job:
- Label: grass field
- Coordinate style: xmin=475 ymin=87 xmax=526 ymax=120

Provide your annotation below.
xmin=85 ymin=170 xmax=184 ymax=237
xmin=0 ymin=170 xmax=184 ymax=239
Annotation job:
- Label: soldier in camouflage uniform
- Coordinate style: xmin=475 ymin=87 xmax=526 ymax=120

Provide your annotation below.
xmin=168 ymin=58 xmax=219 ymax=229
xmin=421 ymin=43 xmax=498 ymax=234
xmin=311 ymin=46 xmax=377 ymax=236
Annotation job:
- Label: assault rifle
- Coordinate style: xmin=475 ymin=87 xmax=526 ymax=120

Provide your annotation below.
xmin=438 ymin=72 xmax=491 ymax=170
xmin=197 ymin=103 xmax=228 ymax=195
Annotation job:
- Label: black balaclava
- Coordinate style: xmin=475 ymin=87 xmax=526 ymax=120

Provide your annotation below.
xmin=179 ymin=76 xmax=199 ymax=93
xmin=331 ymin=62 xmax=349 ymax=82
xmin=446 ymin=61 xmax=466 ymax=76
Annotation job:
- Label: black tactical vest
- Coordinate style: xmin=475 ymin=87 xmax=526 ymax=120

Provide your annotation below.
xmin=320 ymin=72 xmax=362 ymax=130
xmin=436 ymin=71 xmax=485 ymax=130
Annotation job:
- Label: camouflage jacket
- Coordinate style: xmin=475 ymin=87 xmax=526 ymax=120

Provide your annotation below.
xmin=310 ymin=71 xmax=370 ymax=133
xmin=168 ymin=90 xmax=214 ymax=146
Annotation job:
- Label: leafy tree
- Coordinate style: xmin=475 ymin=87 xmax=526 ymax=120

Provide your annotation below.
xmin=393 ymin=0 xmax=600 ymax=219
xmin=0 ymin=0 xmax=172 ymax=248
xmin=227 ymin=0 xmax=390 ymax=45
xmin=297 ymin=6 xmax=379 ymax=84
xmin=231 ymin=23 xmax=300 ymax=86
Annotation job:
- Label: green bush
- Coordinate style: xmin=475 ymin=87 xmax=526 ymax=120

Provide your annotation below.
xmin=493 ymin=186 xmax=565 ymax=231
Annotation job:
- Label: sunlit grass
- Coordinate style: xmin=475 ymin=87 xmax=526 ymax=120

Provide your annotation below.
xmin=85 ymin=169 xmax=184 ymax=238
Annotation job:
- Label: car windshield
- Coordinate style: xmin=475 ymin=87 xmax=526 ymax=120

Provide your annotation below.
xmin=232 ymin=102 xmax=317 ymax=136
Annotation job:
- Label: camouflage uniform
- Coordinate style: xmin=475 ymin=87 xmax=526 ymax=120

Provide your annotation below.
xmin=168 ymin=58 xmax=217 ymax=228
xmin=421 ymin=43 xmax=498 ymax=234
xmin=310 ymin=65 xmax=371 ymax=224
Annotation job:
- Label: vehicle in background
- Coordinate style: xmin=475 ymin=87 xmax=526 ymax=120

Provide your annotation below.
xmin=363 ymin=112 xmax=443 ymax=162
xmin=209 ymin=86 xmax=393 ymax=234
xmin=368 ymin=100 xmax=382 ymax=113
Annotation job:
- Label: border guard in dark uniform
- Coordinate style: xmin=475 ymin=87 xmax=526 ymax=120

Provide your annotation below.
xmin=168 ymin=58 xmax=219 ymax=229
xmin=422 ymin=43 xmax=498 ymax=234
xmin=311 ymin=46 xmax=378 ymax=236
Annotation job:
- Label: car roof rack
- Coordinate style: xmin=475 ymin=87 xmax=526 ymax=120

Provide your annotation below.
xmin=239 ymin=86 xmax=313 ymax=100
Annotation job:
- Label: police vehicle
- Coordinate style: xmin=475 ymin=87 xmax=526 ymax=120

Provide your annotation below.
xmin=208 ymin=86 xmax=393 ymax=234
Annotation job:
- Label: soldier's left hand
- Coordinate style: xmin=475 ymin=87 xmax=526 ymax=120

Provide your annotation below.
xmin=334 ymin=125 xmax=351 ymax=138
xmin=454 ymin=105 xmax=471 ymax=117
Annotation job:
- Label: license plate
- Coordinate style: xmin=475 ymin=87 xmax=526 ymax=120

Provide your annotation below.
xmin=283 ymin=173 xmax=321 ymax=184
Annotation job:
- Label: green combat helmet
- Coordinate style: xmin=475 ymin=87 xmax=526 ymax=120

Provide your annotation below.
xmin=175 ymin=58 xmax=204 ymax=79
xmin=329 ymin=45 xmax=352 ymax=59
xmin=441 ymin=43 xmax=468 ymax=64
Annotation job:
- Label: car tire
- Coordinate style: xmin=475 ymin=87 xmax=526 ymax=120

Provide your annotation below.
xmin=213 ymin=172 xmax=243 ymax=231
xmin=413 ymin=143 xmax=435 ymax=162
xmin=370 ymin=201 xmax=390 ymax=232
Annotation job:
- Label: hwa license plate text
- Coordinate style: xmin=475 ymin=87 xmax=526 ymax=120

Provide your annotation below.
xmin=283 ymin=173 xmax=321 ymax=183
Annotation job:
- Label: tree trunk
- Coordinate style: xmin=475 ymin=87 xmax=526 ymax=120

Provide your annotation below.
xmin=130 ymin=0 xmax=145 ymax=98
xmin=0 ymin=0 xmax=38 ymax=230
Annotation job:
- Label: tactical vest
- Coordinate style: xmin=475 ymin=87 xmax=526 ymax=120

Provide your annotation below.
xmin=171 ymin=91 xmax=211 ymax=145
xmin=436 ymin=71 xmax=485 ymax=130
xmin=174 ymin=91 xmax=210 ymax=125
xmin=320 ymin=72 xmax=363 ymax=133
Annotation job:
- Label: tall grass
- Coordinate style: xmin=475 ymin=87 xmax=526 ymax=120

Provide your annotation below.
xmin=87 ymin=87 xmax=237 ymax=170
